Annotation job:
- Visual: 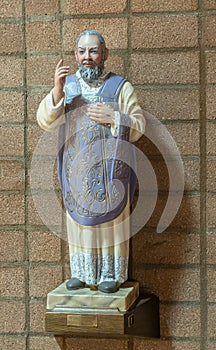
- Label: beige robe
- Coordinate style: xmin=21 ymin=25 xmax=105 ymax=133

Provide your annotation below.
xmin=37 ymin=71 xmax=145 ymax=285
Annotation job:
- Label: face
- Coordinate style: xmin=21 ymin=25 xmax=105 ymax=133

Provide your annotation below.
xmin=75 ymin=34 xmax=106 ymax=68
xmin=75 ymin=34 xmax=108 ymax=83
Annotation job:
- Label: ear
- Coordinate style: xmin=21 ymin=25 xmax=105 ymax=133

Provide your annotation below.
xmin=104 ymin=48 xmax=109 ymax=61
xmin=75 ymin=49 xmax=78 ymax=62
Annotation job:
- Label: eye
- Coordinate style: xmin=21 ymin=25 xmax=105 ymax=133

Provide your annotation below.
xmin=91 ymin=50 xmax=98 ymax=54
xmin=78 ymin=50 xmax=85 ymax=55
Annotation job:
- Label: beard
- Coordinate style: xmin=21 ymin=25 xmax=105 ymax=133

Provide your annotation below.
xmin=78 ymin=60 xmax=104 ymax=83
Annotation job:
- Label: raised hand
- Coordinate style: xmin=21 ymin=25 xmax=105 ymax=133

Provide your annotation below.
xmin=88 ymin=103 xmax=115 ymax=127
xmin=52 ymin=59 xmax=70 ymax=105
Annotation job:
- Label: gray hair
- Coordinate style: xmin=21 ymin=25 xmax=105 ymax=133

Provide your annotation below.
xmin=76 ymin=30 xmax=106 ymax=55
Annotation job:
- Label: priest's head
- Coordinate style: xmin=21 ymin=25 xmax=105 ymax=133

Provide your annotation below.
xmin=75 ymin=30 xmax=109 ymax=83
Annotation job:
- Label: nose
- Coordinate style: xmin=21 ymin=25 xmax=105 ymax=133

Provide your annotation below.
xmin=84 ymin=49 xmax=91 ymax=60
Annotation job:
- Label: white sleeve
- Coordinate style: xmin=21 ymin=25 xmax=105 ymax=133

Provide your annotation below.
xmin=118 ymin=81 xmax=145 ymax=142
xmin=36 ymin=90 xmax=65 ymax=131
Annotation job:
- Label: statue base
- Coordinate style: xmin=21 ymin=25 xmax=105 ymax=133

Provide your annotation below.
xmin=47 ymin=281 xmax=139 ymax=313
xmin=45 ymin=281 xmax=160 ymax=338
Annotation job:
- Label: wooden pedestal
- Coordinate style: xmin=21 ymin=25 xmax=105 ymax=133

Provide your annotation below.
xmin=45 ymin=281 xmax=160 ymax=338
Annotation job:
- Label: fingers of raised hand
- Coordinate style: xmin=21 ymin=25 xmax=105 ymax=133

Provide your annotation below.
xmin=56 ymin=59 xmax=63 ymax=69
xmin=55 ymin=59 xmax=70 ymax=79
xmin=55 ymin=66 xmax=70 ymax=77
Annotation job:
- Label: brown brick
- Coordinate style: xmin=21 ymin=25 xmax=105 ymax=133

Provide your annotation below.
xmin=0 ymin=231 xmax=25 ymax=262
xmin=132 ymin=192 xmax=200 ymax=231
xmin=208 ymin=305 xmax=216 ymax=338
xmin=29 ymin=336 xmax=63 ymax=350
xmin=62 ymin=18 xmax=128 ymax=51
xmin=166 ymin=123 xmax=200 ymax=155
xmin=132 ymin=232 xmax=200 ymax=265
xmin=132 ymin=16 xmax=198 ymax=49
xmin=170 ymin=195 xmax=200 ymax=228
xmin=1 ymin=0 xmax=23 ymax=17
xmin=206 ymin=52 xmax=216 ymax=83
xmin=28 ymin=124 xmax=66 ymax=162
xmin=135 ymin=88 xmax=199 ymax=120
xmin=0 ymin=23 xmax=23 ymax=54
xmin=1 ymin=160 xmax=25 ymax=191
xmin=62 ymin=53 xmax=77 ymax=69
xmin=27 ymin=124 xmax=44 ymax=155
xmin=26 ymin=0 xmax=59 ymax=16
xmin=206 ymin=87 xmax=216 ymax=120
xmin=208 ymin=268 xmax=216 ymax=302
xmin=0 ymin=336 xmax=26 ymax=350
xmin=29 ymin=157 xmax=60 ymax=191
xmin=142 ymin=158 xmax=168 ymax=192
xmin=131 ymin=0 xmax=198 ymax=12
xmin=30 ymin=299 xmax=46 ymax=332
xmin=0 ymin=195 xmax=25 ymax=225
xmin=27 ymin=55 xmax=58 ymax=86
xmin=29 ymin=231 xmax=61 ymax=262
xmin=0 ymin=301 xmax=25 ymax=333
xmin=135 ymin=157 xmax=200 ymax=191
xmin=207 ymin=122 xmax=216 ymax=155
xmin=184 ymin=159 xmax=200 ymax=191
xmin=65 ymin=338 xmax=128 ymax=350
xmin=203 ymin=0 xmax=216 ymax=9
xmin=134 ymin=268 xmax=200 ymax=301
xmin=28 ymin=191 xmax=63 ymax=226
xmin=136 ymin=268 xmax=200 ymax=301
xmin=27 ymin=91 xmax=49 ymax=121
xmin=26 ymin=21 xmax=61 ymax=53
xmin=29 ymin=265 xmax=62 ymax=297
xmin=136 ymin=158 xmax=199 ymax=192
xmin=140 ymin=122 xmax=200 ymax=156
xmin=160 ymin=304 xmax=200 ymax=337
xmin=207 ymin=196 xmax=216 ymax=228
xmin=143 ymin=195 xmax=200 ymax=229
xmin=61 ymin=240 xmax=70 ymax=263
xmin=1 ymin=126 xmax=24 ymax=156
xmin=0 ymin=57 xmax=23 ymax=88
xmin=28 ymin=193 xmax=62 ymax=227
xmin=130 ymin=52 xmax=199 ymax=84
xmin=203 ymin=16 xmax=216 ymax=47
xmin=208 ymin=342 xmax=216 ymax=350
xmin=133 ymin=339 xmax=200 ymax=350
xmin=105 ymin=55 xmax=125 ymax=76
xmin=207 ymin=160 xmax=216 ymax=192
xmin=63 ymin=0 xmax=127 ymax=14
xmin=63 ymin=264 xmax=71 ymax=280
xmin=0 ymin=91 xmax=24 ymax=123
xmin=28 ymin=128 xmax=62 ymax=180
xmin=207 ymin=234 xmax=216 ymax=264
xmin=0 ymin=267 xmax=25 ymax=298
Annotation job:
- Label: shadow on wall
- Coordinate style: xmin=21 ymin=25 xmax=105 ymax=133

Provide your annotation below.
xmin=129 ymin=122 xmax=199 ymax=347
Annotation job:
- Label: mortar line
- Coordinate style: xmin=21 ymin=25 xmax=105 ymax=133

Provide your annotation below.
xmin=125 ymin=0 xmax=132 ymax=78
xmin=22 ymin=0 xmax=30 ymax=349
xmin=198 ymin=1 xmax=208 ymax=349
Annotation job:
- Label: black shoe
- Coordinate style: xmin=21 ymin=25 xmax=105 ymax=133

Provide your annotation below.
xmin=98 ymin=281 xmax=119 ymax=293
xmin=66 ymin=277 xmax=85 ymax=290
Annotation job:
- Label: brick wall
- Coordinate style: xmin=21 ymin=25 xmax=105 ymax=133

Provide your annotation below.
xmin=0 ymin=0 xmax=216 ymax=349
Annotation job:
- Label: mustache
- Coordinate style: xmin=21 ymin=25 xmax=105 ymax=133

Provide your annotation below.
xmin=81 ymin=60 xmax=97 ymax=67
